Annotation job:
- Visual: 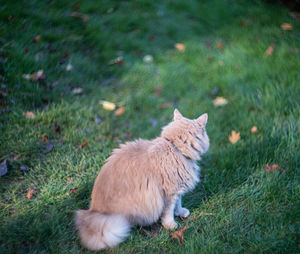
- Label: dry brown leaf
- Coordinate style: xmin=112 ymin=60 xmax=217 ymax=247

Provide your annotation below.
xmin=213 ymin=96 xmax=228 ymax=107
xmin=159 ymin=102 xmax=172 ymax=109
xmin=26 ymin=188 xmax=36 ymax=199
xmin=24 ymin=112 xmax=36 ymax=119
xmin=251 ymin=126 xmax=258 ymax=133
xmin=281 ymin=23 xmax=293 ymax=30
xmin=172 ymin=226 xmax=187 ymax=245
xmin=154 ymin=87 xmax=162 ymax=97
xmin=41 ymin=134 xmax=48 ymax=143
xmin=79 ymin=140 xmax=88 ymax=149
xmin=217 ymin=42 xmax=224 ymax=50
xmin=229 ymin=130 xmax=241 ymax=144
xmin=54 ymin=125 xmax=61 ymax=133
xmin=100 ymin=101 xmax=116 ymax=111
xmin=33 ymin=35 xmax=41 ymax=42
xmin=264 ymin=44 xmax=275 ymax=57
xmin=115 ymin=107 xmax=125 ymax=116
xmin=240 ymin=20 xmax=248 ymax=26
xmin=175 ymin=43 xmax=185 ymax=52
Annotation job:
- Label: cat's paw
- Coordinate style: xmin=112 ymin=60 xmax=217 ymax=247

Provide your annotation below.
xmin=162 ymin=219 xmax=178 ymax=230
xmin=175 ymin=207 xmax=190 ymax=218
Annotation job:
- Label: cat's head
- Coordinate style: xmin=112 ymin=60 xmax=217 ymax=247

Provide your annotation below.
xmin=161 ymin=109 xmax=210 ymax=160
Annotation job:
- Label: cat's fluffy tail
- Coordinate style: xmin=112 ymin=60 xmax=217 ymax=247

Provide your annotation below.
xmin=75 ymin=210 xmax=130 ymax=251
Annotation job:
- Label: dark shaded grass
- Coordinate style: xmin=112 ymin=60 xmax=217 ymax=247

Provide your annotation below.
xmin=1 ymin=0 xmax=300 ymax=253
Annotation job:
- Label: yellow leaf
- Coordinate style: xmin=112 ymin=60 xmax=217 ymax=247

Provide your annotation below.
xmin=251 ymin=126 xmax=258 ymax=133
xmin=229 ymin=130 xmax=240 ymax=144
xmin=264 ymin=44 xmax=275 ymax=57
xmin=115 ymin=107 xmax=125 ymax=116
xmin=100 ymin=101 xmax=116 ymax=111
xmin=281 ymin=23 xmax=293 ymax=30
xmin=213 ymin=96 xmax=228 ymax=107
xmin=24 ymin=112 xmax=36 ymax=119
xmin=175 ymin=43 xmax=185 ymax=52
xmin=26 ymin=188 xmax=36 ymax=199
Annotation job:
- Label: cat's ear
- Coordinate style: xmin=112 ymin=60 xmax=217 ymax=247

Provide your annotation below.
xmin=173 ymin=109 xmax=183 ymax=121
xmin=197 ymin=113 xmax=208 ymax=126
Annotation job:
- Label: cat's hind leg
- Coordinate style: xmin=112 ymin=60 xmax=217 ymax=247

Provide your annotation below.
xmin=174 ymin=195 xmax=190 ymax=218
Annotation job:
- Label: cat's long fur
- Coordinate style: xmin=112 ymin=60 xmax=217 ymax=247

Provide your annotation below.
xmin=75 ymin=109 xmax=210 ymax=250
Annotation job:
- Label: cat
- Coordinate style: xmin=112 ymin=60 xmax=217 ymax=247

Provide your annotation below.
xmin=75 ymin=109 xmax=210 ymax=250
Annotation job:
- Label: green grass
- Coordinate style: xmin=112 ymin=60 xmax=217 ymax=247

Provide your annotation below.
xmin=1 ymin=0 xmax=299 ymax=253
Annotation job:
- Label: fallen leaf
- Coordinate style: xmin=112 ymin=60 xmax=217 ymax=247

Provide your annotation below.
xmin=66 ymin=63 xmax=73 ymax=71
xmin=54 ymin=125 xmax=61 ymax=133
xmin=123 ymin=133 xmax=132 ymax=139
xmin=229 ymin=130 xmax=241 ymax=144
xmin=281 ymin=23 xmax=293 ymax=30
xmin=0 ymin=160 xmax=8 ymax=177
xmin=217 ymin=42 xmax=224 ymax=50
xmin=33 ymin=35 xmax=41 ymax=42
xmin=82 ymin=15 xmax=89 ymax=23
xmin=175 ymin=43 xmax=185 ymax=52
xmin=240 ymin=20 xmax=248 ymax=26
xmin=23 ymin=70 xmax=45 ymax=82
xmin=211 ymin=87 xmax=219 ymax=96
xmin=26 ymin=188 xmax=36 ymax=199
xmin=159 ymin=102 xmax=172 ymax=109
xmin=251 ymin=126 xmax=258 ymax=133
xmin=100 ymin=101 xmax=116 ymax=111
xmin=149 ymin=118 xmax=157 ymax=127
xmin=172 ymin=226 xmax=187 ymax=245
xmin=50 ymin=81 xmax=59 ymax=89
xmin=31 ymin=70 xmax=45 ymax=81
xmin=24 ymin=112 xmax=36 ymax=119
xmin=109 ymin=56 xmax=123 ymax=65
xmin=45 ymin=143 xmax=54 ymax=153
xmin=213 ymin=96 xmax=228 ymax=107
xmin=70 ymin=187 xmax=77 ymax=193
xmin=154 ymin=87 xmax=162 ymax=97
xmin=207 ymin=56 xmax=213 ymax=62
xmin=115 ymin=107 xmax=125 ymax=116
xmin=79 ymin=140 xmax=88 ymax=149
xmin=41 ymin=134 xmax=48 ymax=143
xmin=71 ymin=12 xmax=89 ymax=23
xmin=20 ymin=164 xmax=29 ymax=172
xmin=143 ymin=55 xmax=153 ymax=63
xmin=264 ymin=44 xmax=275 ymax=57
xmin=95 ymin=115 xmax=102 ymax=123
xmin=72 ymin=87 xmax=83 ymax=94
xmin=218 ymin=60 xmax=225 ymax=66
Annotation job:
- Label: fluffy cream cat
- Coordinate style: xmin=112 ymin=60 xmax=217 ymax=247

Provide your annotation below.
xmin=75 ymin=109 xmax=210 ymax=250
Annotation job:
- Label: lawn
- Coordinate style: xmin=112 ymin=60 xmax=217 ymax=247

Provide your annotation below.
xmin=0 ymin=0 xmax=299 ymax=253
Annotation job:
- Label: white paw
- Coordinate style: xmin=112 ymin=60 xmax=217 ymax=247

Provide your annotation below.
xmin=162 ymin=219 xmax=178 ymax=230
xmin=175 ymin=208 xmax=190 ymax=218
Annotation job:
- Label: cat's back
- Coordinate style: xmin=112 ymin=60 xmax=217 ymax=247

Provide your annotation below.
xmin=110 ymin=138 xmax=152 ymax=161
